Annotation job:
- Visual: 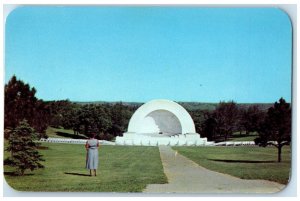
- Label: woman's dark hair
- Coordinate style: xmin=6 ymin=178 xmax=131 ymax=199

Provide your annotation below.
xmin=88 ymin=132 xmax=97 ymax=138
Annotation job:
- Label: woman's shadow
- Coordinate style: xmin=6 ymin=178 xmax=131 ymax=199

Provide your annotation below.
xmin=64 ymin=172 xmax=90 ymax=177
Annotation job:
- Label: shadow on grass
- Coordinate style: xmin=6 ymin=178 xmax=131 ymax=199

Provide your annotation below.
xmin=64 ymin=172 xmax=91 ymax=177
xmin=209 ymin=159 xmax=276 ymax=163
xmin=4 ymin=172 xmax=34 ymax=176
xmin=37 ymin=145 xmax=49 ymax=150
xmin=56 ymin=132 xmax=87 ymax=139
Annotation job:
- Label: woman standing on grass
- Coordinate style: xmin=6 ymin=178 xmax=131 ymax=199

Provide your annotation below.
xmin=85 ymin=133 xmax=99 ymax=176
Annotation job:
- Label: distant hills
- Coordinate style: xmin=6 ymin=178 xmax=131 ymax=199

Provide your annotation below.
xmin=178 ymin=102 xmax=274 ymax=111
xmin=74 ymin=101 xmax=274 ymax=111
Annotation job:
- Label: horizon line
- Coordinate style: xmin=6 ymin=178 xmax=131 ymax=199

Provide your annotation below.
xmin=41 ymin=99 xmax=287 ymax=104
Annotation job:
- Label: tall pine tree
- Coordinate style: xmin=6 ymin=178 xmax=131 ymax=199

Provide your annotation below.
xmin=5 ymin=75 xmax=50 ymax=139
xmin=5 ymin=120 xmax=44 ymax=175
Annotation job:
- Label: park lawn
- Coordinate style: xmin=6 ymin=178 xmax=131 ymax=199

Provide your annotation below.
xmin=173 ymin=146 xmax=291 ymax=184
xmin=4 ymin=143 xmax=167 ymax=192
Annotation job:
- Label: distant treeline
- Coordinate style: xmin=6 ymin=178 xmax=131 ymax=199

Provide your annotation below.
xmin=4 ymin=75 xmax=289 ymax=143
xmin=46 ymin=101 xmax=137 ymax=140
xmin=75 ymin=101 xmax=273 ymax=112
xmin=42 ymin=100 xmax=272 ymax=142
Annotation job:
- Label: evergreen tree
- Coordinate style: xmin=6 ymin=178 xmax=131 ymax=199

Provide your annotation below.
xmin=5 ymin=75 xmax=50 ymax=138
xmin=5 ymin=120 xmax=44 ymax=175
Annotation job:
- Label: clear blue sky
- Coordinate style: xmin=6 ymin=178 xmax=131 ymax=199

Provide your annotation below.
xmin=5 ymin=7 xmax=292 ymax=103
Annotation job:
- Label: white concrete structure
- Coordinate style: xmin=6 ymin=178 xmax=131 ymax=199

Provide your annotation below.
xmin=116 ymin=99 xmax=210 ymax=146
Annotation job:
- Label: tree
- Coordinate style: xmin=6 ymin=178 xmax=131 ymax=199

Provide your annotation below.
xmin=214 ymin=101 xmax=239 ymax=141
xmin=5 ymin=75 xmax=36 ymax=129
xmin=47 ymin=100 xmax=75 ymax=128
xmin=108 ymin=102 xmax=131 ymax=136
xmin=47 ymin=100 xmax=82 ymax=135
xmin=77 ymin=104 xmax=112 ymax=138
xmin=62 ymin=106 xmax=81 ymax=135
xmin=201 ymin=116 xmax=217 ymax=141
xmin=5 ymin=75 xmax=50 ymax=138
xmin=31 ymin=100 xmax=51 ymax=136
xmin=240 ymin=105 xmax=265 ymax=135
xmin=256 ymin=98 xmax=291 ymax=162
xmin=189 ymin=109 xmax=206 ymax=134
xmin=4 ymin=120 xmax=44 ymax=175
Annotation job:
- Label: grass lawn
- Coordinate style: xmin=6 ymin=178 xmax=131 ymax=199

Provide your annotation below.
xmin=4 ymin=143 xmax=167 ymax=192
xmin=173 ymin=146 xmax=291 ymax=184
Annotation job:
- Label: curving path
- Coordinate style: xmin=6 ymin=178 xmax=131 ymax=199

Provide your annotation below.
xmin=144 ymin=146 xmax=285 ymax=193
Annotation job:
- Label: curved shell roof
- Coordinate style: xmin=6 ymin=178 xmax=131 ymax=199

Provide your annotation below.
xmin=127 ymin=99 xmax=196 ymax=134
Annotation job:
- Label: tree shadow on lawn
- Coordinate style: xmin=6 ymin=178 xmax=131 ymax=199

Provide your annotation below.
xmin=56 ymin=132 xmax=87 ymax=139
xmin=37 ymin=145 xmax=49 ymax=150
xmin=209 ymin=159 xmax=276 ymax=163
xmin=64 ymin=172 xmax=91 ymax=177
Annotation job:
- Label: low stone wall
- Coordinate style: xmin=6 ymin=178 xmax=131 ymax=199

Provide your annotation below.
xmin=39 ymin=137 xmax=258 ymax=147
xmin=39 ymin=138 xmax=115 ymax=145
xmin=115 ymin=133 xmax=210 ymax=146
xmin=214 ymin=141 xmax=256 ymax=146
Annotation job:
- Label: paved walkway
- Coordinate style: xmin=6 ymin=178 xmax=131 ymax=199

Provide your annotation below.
xmin=144 ymin=146 xmax=285 ymax=194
